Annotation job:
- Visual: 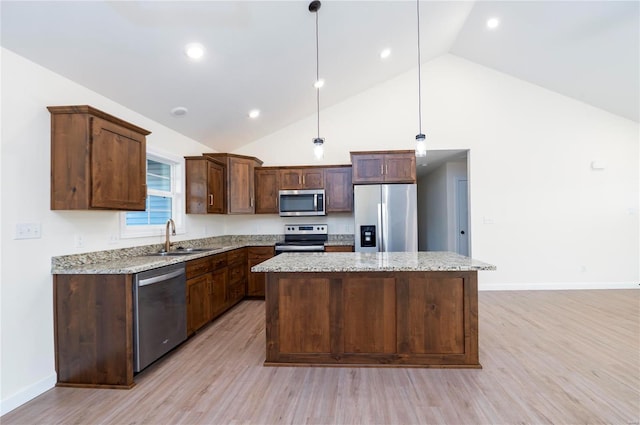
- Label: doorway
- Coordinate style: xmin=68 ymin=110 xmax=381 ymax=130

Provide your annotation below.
xmin=416 ymin=149 xmax=470 ymax=255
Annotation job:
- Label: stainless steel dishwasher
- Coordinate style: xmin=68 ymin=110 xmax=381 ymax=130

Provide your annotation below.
xmin=133 ymin=263 xmax=187 ymax=372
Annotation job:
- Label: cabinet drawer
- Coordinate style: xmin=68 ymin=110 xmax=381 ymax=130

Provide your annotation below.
xmin=227 ymin=248 xmax=247 ymax=265
xmin=186 ymin=257 xmax=212 ymax=279
xmin=210 ymin=253 xmax=227 ymax=270
xmin=249 ymin=246 xmax=274 ymax=259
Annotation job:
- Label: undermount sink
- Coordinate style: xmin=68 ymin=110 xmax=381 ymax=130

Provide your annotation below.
xmin=145 ymin=247 xmax=222 ymax=257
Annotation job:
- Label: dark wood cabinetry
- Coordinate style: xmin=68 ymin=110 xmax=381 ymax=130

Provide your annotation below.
xmin=247 ymin=246 xmax=275 ymax=296
xmin=185 ymin=156 xmax=226 ymax=214
xmin=204 ymin=154 xmax=263 ymax=214
xmin=324 ymin=245 xmax=354 ymax=252
xmin=324 ymin=166 xmax=353 ymax=212
xmin=227 ymin=248 xmax=247 ymax=304
xmin=48 ymin=105 xmax=150 ymax=211
xmin=254 ymin=168 xmax=280 ymax=214
xmin=53 ymin=274 xmax=135 ymax=388
xmin=265 ymin=270 xmax=479 ymax=367
xmin=351 ymin=150 xmax=416 ymax=184
xmin=186 ymin=254 xmax=229 ymax=335
xmin=279 ymin=167 xmax=324 ymax=190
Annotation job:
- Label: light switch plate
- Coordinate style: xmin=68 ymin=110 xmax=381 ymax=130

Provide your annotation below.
xmin=15 ymin=223 xmax=41 ymax=239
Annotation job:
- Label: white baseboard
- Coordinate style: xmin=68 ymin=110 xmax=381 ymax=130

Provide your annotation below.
xmin=479 ymin=281 xmax=639 ymax=291
xmin=0 ymin=373 xmax=56 ymax=417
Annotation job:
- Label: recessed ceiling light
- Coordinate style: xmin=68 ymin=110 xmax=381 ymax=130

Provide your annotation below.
xmin=248 ymin=109 xmax=260 ymax=119
xmin=185 ymin=43 xmax=205 ymax=60
xmin=380 ymin=48 xmax=391 ymax=59
xmin=314 ymin=79 xmax=325 ymax=89
xmin=170 ymin=106 xmax=188 ymax=117
xmin=486 ymin=17 xmax=500 ymax=29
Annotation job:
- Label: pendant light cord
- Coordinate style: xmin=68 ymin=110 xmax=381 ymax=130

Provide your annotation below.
xmin=416 ymin=0 xmax=422 ymax=136
xmin=315 ymin=10 xmax=320 ymax=139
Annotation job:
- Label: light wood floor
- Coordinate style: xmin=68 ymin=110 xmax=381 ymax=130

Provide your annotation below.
xmin=3 ymin=290 xmax=639 ymax=424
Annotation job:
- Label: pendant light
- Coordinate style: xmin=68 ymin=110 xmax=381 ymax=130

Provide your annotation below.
xmin=415 ymin=0 xmax=427 ymax=158
xmin=309 ymin=0 xmax=324 ymax=160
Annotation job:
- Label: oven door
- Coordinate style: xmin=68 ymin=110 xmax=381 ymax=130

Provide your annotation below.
xmin=279 ymin=190 xmax=325 ymax=216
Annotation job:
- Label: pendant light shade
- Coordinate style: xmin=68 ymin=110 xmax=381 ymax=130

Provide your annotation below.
xmin=310 ymin=0 xmax=324 ymax=160
xmin=414 ymin=0 xmax=427 ymax=158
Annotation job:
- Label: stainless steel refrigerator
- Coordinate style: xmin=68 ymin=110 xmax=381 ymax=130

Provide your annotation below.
xmin=354 ymin=184 xmax=418 ymax=252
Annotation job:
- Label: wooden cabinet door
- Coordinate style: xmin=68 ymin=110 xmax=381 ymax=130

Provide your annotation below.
xmin=324 ymin=245 xmax=354 ymax=252
xmin=255 ymin=168 xmax=279 ymax=214
xmin=187 ymin=274 xmax=211 ymax=335
xmin=279 ymin=169 xmax=302 ymax=190
xmin=324 ymin=167 xmax=353 ymax=212
xmin=384 ymin=153 xmax=416 ymax=183
xmin=228 ymin=157 xmax=256 ymax=214
xmin=351 ymin=154 xmax=385 ymax=184
xmin=248 ymin=246 xmax=274 ymax=297
xmin=210 ymin=268 xmax=228 ymax=318
xmin=301 ymin=169 xmax=324 ymax=189
xmin=207 ymin=160 xmax=225 ymax=214
xmin=90 ymin=117 xmax=146 ymax=210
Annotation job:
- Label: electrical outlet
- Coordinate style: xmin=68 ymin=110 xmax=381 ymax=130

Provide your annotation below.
xmin=15 ymin=223 xmax=41 ymax=239
xmin=108 ymin=234 xmax=118 ymax=244
xmin=74 ymin=234 xmax=84 ymax=248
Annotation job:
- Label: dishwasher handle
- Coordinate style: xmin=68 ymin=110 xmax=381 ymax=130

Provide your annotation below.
xmin=138 ymin=268 xmax=185 ymax=287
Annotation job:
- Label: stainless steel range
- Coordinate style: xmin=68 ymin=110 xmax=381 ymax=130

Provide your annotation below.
xmin=275 ymin=224 xmax=328 ymax=254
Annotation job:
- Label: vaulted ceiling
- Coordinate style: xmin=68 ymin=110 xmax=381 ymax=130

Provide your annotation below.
xmin=2 ymin=1 xmax=638 ymax=153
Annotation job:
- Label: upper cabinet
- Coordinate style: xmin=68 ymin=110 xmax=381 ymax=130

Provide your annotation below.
xmin=204 ymin=154 xmax=263 ymax=214
xmin=185 ymin=156 xmax=226 ymax=214
xmin=350 ymin=150 xmax=416 ymax=184
xmin=254 ymin=167 xmax=280 ymax=214
xmin=324 ymin=166 xmax=353 ymax=213
xmin=278 ymin=168 xmax=324 ymax=190
xmin=48 ymin=105 xmax=150 ymax=211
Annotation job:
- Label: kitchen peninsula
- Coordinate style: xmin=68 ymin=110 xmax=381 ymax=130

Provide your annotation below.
xmin=252 ymin=251 xmax=495 ymax=368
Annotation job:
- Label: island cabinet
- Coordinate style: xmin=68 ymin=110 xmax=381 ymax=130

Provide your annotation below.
xmin=254 ymin=167 xmax=280 ymax=214
xmin=185 ymin=156 xmax=226 ymax=214
xmin=186 ymin=253 xmax=228 ymax=335
xmin=203 ymin=154 xmax=263 ymax=214
xmin=324 ymin=166 xmax=353 ymax=212
xmin=48 ymin=105 xmax=150 ymax=211
xmin=324 ymin=245 xmax=354 ymax=252
xmin=247 ymin=246 xmax=275 ymax=296
xmin=279 ymin=167 xmax=324 ymax=190
xmin=351 ymin=150 xmax=416 ymax=184
xmin=226 ymin=248 xmax=247 ymax=305
xmin=264 ymin=270 xmax=480 ymax=368
xmin=54 ymin=274 xmax=135 ymax=388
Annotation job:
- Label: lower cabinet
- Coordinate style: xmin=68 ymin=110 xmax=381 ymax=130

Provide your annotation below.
xmin=247 ymin=246 xmax=275 ymax=297
xmin=227 ymin=248 xmax=247 ymax=305
xmin=186 ymin=253 xmax=229 ymax=335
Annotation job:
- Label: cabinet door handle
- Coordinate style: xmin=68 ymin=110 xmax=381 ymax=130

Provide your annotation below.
xmin=380 ymin=164 xmax=384 ymax=175
xmin=302 ymin=175 xmax=306 ymax=186
xmin=298 ymin=175 xmax=302 ymax=185
xmin=250 ymin=197 xmax=254 ymax=207
xmin=385 ymin=164 xmax=388 ymax=174
xmin=209 ymin=194 xmax=214 ymax=206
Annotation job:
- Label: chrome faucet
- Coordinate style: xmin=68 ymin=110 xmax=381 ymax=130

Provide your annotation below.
xmin=165 ymin=219 xmax=176 ymax=253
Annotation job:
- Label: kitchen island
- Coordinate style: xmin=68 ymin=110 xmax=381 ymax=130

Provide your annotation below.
xmin=252 ymin=251 xmax=495 ymax=368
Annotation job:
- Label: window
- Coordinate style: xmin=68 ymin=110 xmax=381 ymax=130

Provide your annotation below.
xmin=120 ymin=153 xmax=184 ymax=238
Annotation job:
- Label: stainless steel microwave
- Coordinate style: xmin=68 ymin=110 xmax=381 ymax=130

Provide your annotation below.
xmin=279 ymin=189 xmax=325 ymax=216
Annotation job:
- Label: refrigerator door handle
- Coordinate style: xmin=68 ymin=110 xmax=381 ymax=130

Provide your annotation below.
xmin=377 ymin=202 xmax=384 ymax=252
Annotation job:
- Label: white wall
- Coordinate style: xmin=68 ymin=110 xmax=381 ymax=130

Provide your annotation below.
xmin=0 ymin=48 xmax=225 ymax=415
xmin=235 ymin=54 xmax=639 ymax=290
xmin=1 ymin=48 xmax=638 ymax=414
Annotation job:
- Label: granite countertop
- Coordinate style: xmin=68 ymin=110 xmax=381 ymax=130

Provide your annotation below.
xmin=52 ymin=234 xmax=355 ymax=275
xmin=251 ymin=251 xmax=496 ymax=273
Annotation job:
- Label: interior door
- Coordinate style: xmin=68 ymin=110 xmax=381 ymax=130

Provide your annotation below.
xmin=456 ymin=179 xmax=469 ymax=256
